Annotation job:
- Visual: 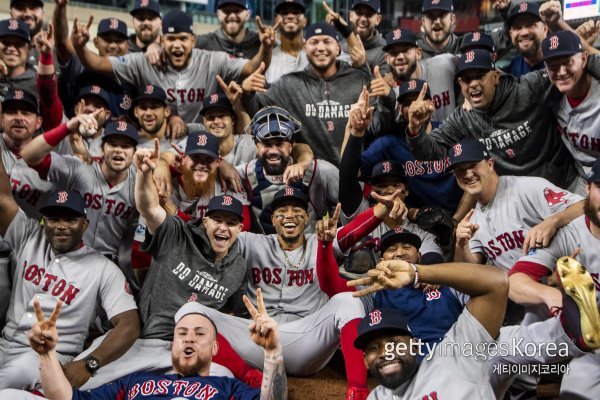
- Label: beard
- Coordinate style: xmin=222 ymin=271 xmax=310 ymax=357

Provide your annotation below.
xmin=260 ymin=153 xmax=290 ymax=176
xmin=172 ymin=354 xmax=206 ymax=377
xmin=369 ymin=356 xmax=418 ymax=390
xmin=391 ymin=61 xmax=418 ymax=82
xmin=518 ymin=38 xmax=541 ymax=58
xmin=181 ymin=166 xmax=217 ymax=199
xmin=584 ymin=198 xmax=600 ymax=228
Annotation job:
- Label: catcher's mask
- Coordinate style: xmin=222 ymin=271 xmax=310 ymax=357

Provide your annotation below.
xmin=246 ymin=106 xmax=302 ymax=143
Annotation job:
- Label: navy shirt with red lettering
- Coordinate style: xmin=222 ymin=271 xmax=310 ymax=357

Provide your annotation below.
xmin=72 ymin=372 xmax=259 ymax=399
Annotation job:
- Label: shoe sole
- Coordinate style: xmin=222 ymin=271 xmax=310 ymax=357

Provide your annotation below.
xmin=556 ymin=256 xmax=600 ymax=350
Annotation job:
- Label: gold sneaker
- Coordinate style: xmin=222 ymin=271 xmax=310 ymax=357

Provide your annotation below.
xmin=556 ymin=256 xmax=600 ymax=350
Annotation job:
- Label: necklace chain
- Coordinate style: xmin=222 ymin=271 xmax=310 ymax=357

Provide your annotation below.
xmin=279 ymin=238 xmax=307 ymax=269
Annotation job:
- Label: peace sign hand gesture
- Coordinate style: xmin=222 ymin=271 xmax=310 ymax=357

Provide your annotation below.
xmin=28 ymin=300 xmax=62 ymax=355
xmin=316 ymin=203 xmax=341 ymax=243
xmin=243 ymin=288 xmax=281 ymax=352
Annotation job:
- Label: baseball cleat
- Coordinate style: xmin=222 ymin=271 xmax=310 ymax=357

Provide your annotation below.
xmin=556 ymin=256 xmax=600 ymax=350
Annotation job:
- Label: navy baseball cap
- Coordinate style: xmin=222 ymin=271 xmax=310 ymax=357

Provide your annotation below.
xmin=506 ymin=2 xmax=541 ymax=27
xmin=1 ymin=89 xmax=39 ymax=114
xmin=351 ymin=0 xmax=381 ymax=13
xmin=249 ymin=106 xmax=301 ymax=143
xmin=130 ymin=0 xmax=161 ymax=18
xmin=40 ymin=190 xmax=87 ymax=218
xmin=162 ymin=10 xmax=193 ymax=34
xmin=457 ymin=49 xmax=495 ymax=76
xmin=271 ymin=187 xmax=308 ymax=211
xmin=304 ymin=22 xmax=339 ymax=42
xmin=0 ymin=18 xmax=30 ymax=43
xmin=382 ymin=28 xmax=418 ymax=52
xmin=200 ymin=93 xmax=234 ymax=116
xmin=275 ymin=0 xmax=306 ymax=13
xmin=380 ymin=228 xmax=422 ymax=255
xmin=460 ymin=31 xmax=496 ymax=53
xmin=369 ymin=161 xmax=406 ymax=185
xmin=186 ymin=131 xmax=220 ymax=159
xmin=206 ymin=194 xmax=244 ymax=221
xmin=354 ymin=308 xmax=412 ymax=349
xmin=398 ymin=79 xmax=431 ymax=102
xmin=588 ymin=159 xmax=600 ymax=182
xmin=542 ymin=31 xmax=582 ymax=61
xmin=10 ymin=0 xmax=44 ymax=8
xmin=422 ymin=0 xmax=453 ymax=13
xmin=76 ymin=85 xmax=111 ymax=109
xmin=103 ymin=121 xmax=139 ymax=145
xmin=97 ymin=18 xmax=128 ymax=39
xmin=217 ymin=0 xmax=247 ymax=9
xmin=133 ymin=84 xmax=166 ymax=107
xmin=447 ymin=138 xmax=490 ymax=171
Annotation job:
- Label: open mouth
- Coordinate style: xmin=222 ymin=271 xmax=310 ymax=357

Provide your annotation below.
xmin=183 ymin=347 xmax=195 ymax=358
xmin=378 ymin=360 xmax=401 ymax=375
xmin=214 ymin=233 xmax=230 ymax=244
xmin=112 ymin=155 xmax=125 ymax=162
xmin=469 ymin=89 xmax=483 ymax=103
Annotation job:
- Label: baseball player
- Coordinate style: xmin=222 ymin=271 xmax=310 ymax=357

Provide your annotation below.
xmin=70 ymin=9 xmax=271 ymax=124
xmin=8 ymin=0 xmax=43 ymax=67
xmin=0 ymin=160 xmax=139 ymax=392
xmin=128 ymin=0 xmax=162 ymax=53
xmin=4 ymin=294 xmax=286 ymax=400
xmin=452 ymin=138 xmax=584 ymax=269
xmin=68 ymin=85 xmax=112 ymax=160
xmin=542 ymin=30 xmax=600 ymax=195
xmin=405 ymin=49 xmax=600 ymax=188
xmin=131 ymin=84 xmax=175 ymax=152
xmin=21 ymin=119 xmax=140 ymax=281
xmin=348 ymin=256 xmax=509 ymax=399
xmin=459 ymin=31 xmax=497 ymax=55
xmin=417 ymin=0 xmax=461 ymax=58
xmin=236 ymin=106 xmax=338 ymax=233
xmin=0 ymin=18 xmax=37 ymax=100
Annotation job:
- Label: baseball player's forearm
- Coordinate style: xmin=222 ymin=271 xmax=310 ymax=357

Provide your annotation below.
xmin=291 ymin=143 xmax=313 ymax=165
xmin=454 ymin=245 xmax=485 ymax=264
xmin=75 ymin=46 xmax=114 ymax=78
xmin=339 ymin=135 xmax=364 ymax=216
xmin=452 ymin=192 xmax=476 ymax=222
xmin=87 ymin=309 xmax=140 ymax=368
xmin=243 ymin=46 xmax=272 ymax=79
xmin=548 ymin=200 xmax=585 ymax=229
xmin=39 ymin=351 xmax=73 ymax=400
xmin=0 ymin=151 xmax=20 ymax=236
xmin=52 ymin=0 xmax=74 ymax=65
xmin=508 ymin=272 xmax=562 ymax=309
xmin=260 ymin=350 xmax=287 ymax=400
xmin=21 ymin=124 xmax=68 ymax=166
xmin=135 ymin=169 xmax=167 ymax=234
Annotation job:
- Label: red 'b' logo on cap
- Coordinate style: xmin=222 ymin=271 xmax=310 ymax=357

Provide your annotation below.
xmin=453 ymin=143 xmax=462 ymax=157
xmin=197 ymin=134 xmax=207 ymax=146
xmin=13 ymin=90 xmax=24 ymax=100
xmin=394 ymin=227 xmax=405 ymax=233
xmin=210 ymin=94 xmax=219 ymax=104
xmin=432 ymin=0 xmax=440 ymax=4
xmin=56 ymin=191 xmax=69 ymax=204
xmin=117 ymin=121 xmax=128 ymax=131
xmin=145 ymin=85 xmax=154 ymax=94
xmin=382 ymin=161 xmax=392 ymax=173
xmin=473 ymin=32 xmax=480 ymax=41
xmin=91 ymin=85 xmax=101 ymax=94
xmin=8 ymin=19 xmax=18 ymax=30
xmin=392 ymin=29 xmax=401 ymax=40
xmin=222 ymin=195 xmax=233 ymax=206
xmin=140 ymin=0 xmax=149 ymax=6
xmin=465 ymin=51 xmax=475 ymax=63
xmin=408 ymin=80 xmax=417 ymax=90
xmin=285 ymin=187 xmax=295 ymax=196
xmin=369 ymin=310 xmax=382 ymax=326
xmin=109 ymin=18 xmax=119 ymax=29
xmin=519 ymin=2 xmax=528 ymax=12
xmin=549 ymin=36 xmax=559 ymax=50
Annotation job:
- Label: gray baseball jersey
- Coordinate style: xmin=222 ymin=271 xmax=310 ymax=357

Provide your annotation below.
xmin=84 ymin=134 xmax=104 ymax=160
xmin=236 ymin=158 xmax=339 ymax=233
xmin=264 ymin=46 xmax=308 ymax=84
xmin=1 ymin=210 xmax=137 ymax=356
xmin=237 ymin=232 xmax=344 ymax=323
xmin=555 ymin=77 xmax=600 ymax=179
xmin=469 ymin=176 xmax=582 ymax=270
xmin=0 ymin=138 xmax=55 ymax=220
xmin=367 ymin=309 xmax=496 ymax=400
xmin=223 ymin=134 xmax=256 ymax=167
xmin=47 ymin=153 xmax=139 ymax=257
xmin=109 ymin=50 xmax=246 ymax=123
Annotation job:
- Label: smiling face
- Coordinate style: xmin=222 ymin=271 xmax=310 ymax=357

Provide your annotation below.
xmin=509 ymin=15 xmax=547 ymax=59
xmin=363 ymin=335 xmax=419 ymax=390
xmin=94 ymin=33 xmax=129 ymax=57
xmin=275 ymin=6 xmax=306 ymax=37
xmin=385 ymin=44 xmax=421 ymax=82
xmin=132 ymin=10 xmax=162 ymax=45
xmin=0 ymin=35 xmax=29 ymax=71
xmin=545 ymin=52 xmax=588 ymax=96
xmin=202 ymin=211 xmax=243 ymax=260
xmin=134 ymin=99 xmax=170 ymax=135
xmin=217 ymin=4 xmax=250 ymax=37
xmin=421 ymin=10 xmax=455 ymax=46
xmin=203 ymin=108 xmax=235 ymax=139
xmin=272 ymin=202 xmax=308 ymax=245
xmin=381 ymin=241 xmax=420 ymax=263
xmin=10 ymin=3 xmax=43 ymax=36
xmin=452 ymin=158 xmax=496 ymax=199
xmin=349 ymin=5 xmax=381 ymax=41
xmin=102 ymin=136 xmax=136 ymax=173
xmin=305 ymin=34 xmax=340 ymax=76
xmin=43 ymin=212 xmax=89 ymax=254
xmin=457 ymin=69 xmax=499 ymax=110
xmin=256 ymin=138 xmax=292 ymax=176
xmin=172 ymin=313 xmax=219 ymax=377
xmin=162 ymin=33 xmax=195 ymax=69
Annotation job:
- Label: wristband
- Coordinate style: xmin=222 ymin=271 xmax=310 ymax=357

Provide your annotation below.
xmin=39 ymin=52 xmax=54 ymax=66
xmin=43 ymin=124 xmax=70 ymax=147
xmin=333 ymin=19 xmax=353 ymax=38
xmin=409 ymin=263 xmax=419 ymax=288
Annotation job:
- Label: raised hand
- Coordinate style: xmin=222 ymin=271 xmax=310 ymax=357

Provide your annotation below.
xmin=369 ymin=65 xmax=391 ymax=97
xmin=242 ymin=62 xmax=267 ymax=93
xmin=539 ymin=1 xmax=563 ymax=27
xmin=347 ymin=259 xmax=414 ymax=297
xmin=455 ymin=208 xmax=479 ymax=248
xmin=348 ymin=86 xmax=374 ymax=136
xmin=322 ymin=1 xmax=348 ymax=27
xmin=256 ymin=16 xmax=280 ymax=48
xmin=134 ymin=138 xmax=160 ymax=173
xmin=70 ymin=16 xmax=93 ymax=49
xmin=522 ymin=216 xmax=560 ymax=255
xmin=28 ymin=300 xmax=62 ymax=355
xmin=66 ymin=108 xmax=102 ymax=136
xmin=216 ymin=74 xmax=244 ymax=106
xmin=372 ymin=189 xmax=408 ymax=222
xmin=407 ymin=82 xmax=434 ymax=135
xmin=576 ymin=19 xmax=600 ymax=45
xmin=316 ymin=203 xmax=341 ymax=242
xmin=34 ymin=23 xmax=55 ymax=55
xmin=166 ymin=115 xmax=189 ymax=140
xmin=243 ymin=288 xmax=281 ymax=352
xmin=490 ymin=0 xmax=511 ymax=11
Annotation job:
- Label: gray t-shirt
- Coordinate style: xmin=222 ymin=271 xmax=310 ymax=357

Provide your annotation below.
xmin=265 ymin=46 xmax=308 ymax=84
xmin=223 ymin=134 xmax=256 ymax=167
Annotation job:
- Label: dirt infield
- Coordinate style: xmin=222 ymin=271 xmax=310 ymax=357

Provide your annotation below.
xmin=288 ymin=367 xmax=377 ymax=399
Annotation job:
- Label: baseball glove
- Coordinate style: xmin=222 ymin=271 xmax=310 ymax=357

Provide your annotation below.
xmin=414 ymin=206 xmax=455 ymax=248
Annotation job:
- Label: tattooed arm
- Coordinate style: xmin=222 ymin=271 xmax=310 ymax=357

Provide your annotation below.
xmin=243 ymin=289 xmax=288 ymax=400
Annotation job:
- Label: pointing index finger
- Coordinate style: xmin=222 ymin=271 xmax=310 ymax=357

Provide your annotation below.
xmin=256 ymin=288 xmax=267 ymax=315
xmin=255 ymin=16 xmax=265 ymax=32
xmin=417 ymin=82 xmax=428 ymax=102
xmin=463 ymin=208 xmax=475 ymax=222
xmin=216 ymin=75 xmax=228 ymax=92
xmin=243 ymin=295 xmax=259 ymax=319
xmin=331 ymin=203 xmax=341 ymax=225
xmin=33 ymin=300 xmax=45 ymax=323
xmin=86 ymin=15 xmax=94 ymax=29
